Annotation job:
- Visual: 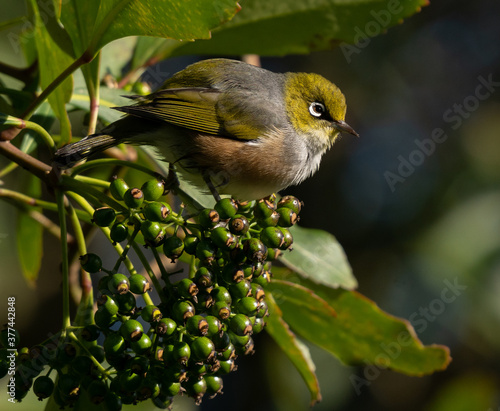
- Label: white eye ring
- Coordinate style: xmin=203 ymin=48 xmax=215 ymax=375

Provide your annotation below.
xmin=309 ymin=102 xmax=325 ymax=118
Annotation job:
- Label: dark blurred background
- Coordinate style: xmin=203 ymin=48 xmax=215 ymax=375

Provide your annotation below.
xmin=1 ymin=0 xmax=500 ymax=409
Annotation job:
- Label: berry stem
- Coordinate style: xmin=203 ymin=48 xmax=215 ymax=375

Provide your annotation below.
xmin=66 ymin=201 xmax=94 ymax=326
xmin=151 ymin=247 xmax=172 ymax=287
xmin=131 ymin=241 xmax=167 ymax=303
xmin=112 ymin=224 xmax=141 ymax=272
xmin=142 ymin=291 xmax=154 ymax=306
xmin=66 ymin=191 xmax=137 ymax=275
xmin=56 ymin=190 xmax=72 ymax=333
xmin=69 ymin=158 xmax=166 ymax=179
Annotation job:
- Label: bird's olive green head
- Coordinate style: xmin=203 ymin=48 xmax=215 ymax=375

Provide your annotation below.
xmin=284 ymin=73 xmax=358 ymax=146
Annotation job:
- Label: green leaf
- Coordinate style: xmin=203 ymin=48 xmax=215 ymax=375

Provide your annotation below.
xmin=280 ymin=225 xmax=357 ymax=290
xmin=88 ymin=0 xmax=241 ymax=54
xmin=266 ymin=293 xmax=322 ymax=406
xmin=16 ymin=175 xmax=43 ymax=285
xmin=29 ymin=0 xmax=73 ymax=145
xmin=269 ymin=274 xmax=452 ymax=376
xmin=133 ymin=0 xmax=427 ymax=59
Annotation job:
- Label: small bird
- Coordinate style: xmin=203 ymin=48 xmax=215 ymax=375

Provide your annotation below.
xmin=54 ymin=58 xmax=358 ymax=200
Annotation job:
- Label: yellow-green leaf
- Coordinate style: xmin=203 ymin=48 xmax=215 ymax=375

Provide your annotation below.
xmin=269 ymin=274 xmax=451 ymax=376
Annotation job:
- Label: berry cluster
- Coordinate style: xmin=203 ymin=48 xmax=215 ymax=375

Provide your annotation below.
xmin=10 ymin=176 xmax=302 ymax=409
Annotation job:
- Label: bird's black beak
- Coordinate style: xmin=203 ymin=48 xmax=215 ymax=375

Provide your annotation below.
xmin=332 ymin=120 xmax=359 ymax=137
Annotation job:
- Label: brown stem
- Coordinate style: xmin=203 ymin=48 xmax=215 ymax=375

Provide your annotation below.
xmin=0 ymin=140 xmax=52 ymax=183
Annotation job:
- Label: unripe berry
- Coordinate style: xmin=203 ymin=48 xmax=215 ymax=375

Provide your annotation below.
xmin=123 ymin=187 xmax=144 ymax=208
xmin=110 ymin=222 xmax=128 ymax=243
xmin=214 ymin=198 xmax=238 ymax=219
xmin=109 ymin=177 xmax=129 ymax=201
xmin=93 ymin=207 xmax=116 ymax=227
xmin=141 ymin=178 xmax=165 ymax=201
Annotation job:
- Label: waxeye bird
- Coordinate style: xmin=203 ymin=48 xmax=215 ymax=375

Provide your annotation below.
xmin=54 ymin=58 xmax=358 ymax=200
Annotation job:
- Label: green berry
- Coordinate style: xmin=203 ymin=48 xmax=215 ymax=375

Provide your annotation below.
xmin=110 ymin=222 xmax=128 ymax=243
xmin=129 ymin=274 xmax=151 ymax=294
xmin=94 ymin=307 xmax=117 ymax=328
xmin=252 ymin=269 xmax=271 ymax=287
xmin=104 ymin=391 xmax=122 ymax=411
xmin=156 ymin=318 xmax=177 ymax=337
xmin=107 ymin=273 xmax=130 ymax=295
xmin=183 ymin=234 xmax=200 ymax=255
xmin=219 ymin=343 xmax=236 ymax=360
xmin=205 ymin=316 xmax=222 ymax=337
xmin=279 ymin=227 xmax=294 ymax=250
xmin=257 ymin=210 xmax=280 ymax=227
xmin=205 ymin=375 xmax=223 ymax=397
xmin=123 ymin=187 xmax=144 ymax=208
xmin=278 ymin=195 xmax=302 ymax=214
xmin=131 ymin=333 xmax=152 ymax=355
xmin=109 ymin=177 xmax=129 ymax=201
xmin=221 ymin=263 xmax=245 ymax=284
xmin=256 ymin=300 xmax=269 ymax=318
xmin=137 ymin=376 xmax=161 ymax=400
xmin=118 ymin=370 xmax=142 ymax=392
xmin=172 ymin=300 xmax=195 ymax=323
xmin=143 ymin=201 xmax=172 ymax=222
xmin=141 ymin=305 xmax=162 ymax=322
xmin=212 ymin=331 xmax=232 ymax=352
xmin=164 ymin=380 xmax=182 ymax=396
xmin=195 ymin=239 xmax=217 ymax=264
xmin=141 ymin=178 xmax=165 ymax=201
xmin=191 ymin=336 xmax=215 ymax=363
xmin=173 ymin=341 xmax=191 ymax=366
xmin=81 ymin=324 xmax=101 ymax=342
xmin=130 ymin=356 xmax=150 ymax=375
xmin=236 ymin=296 xmax=259 ymax=316
xmin=115 ymin=291 xmax=136 ymax=314
xmin=217 ymin=359 xmax=237 ymax=375
xmin=163 ymin=235 xmax=184 ymax=262
xmin=119 ymin=319 xmax=143 ymax=342
xmin=93 ymin=207 xmax=116 ymax=227
xmin=211 ymin=226 xmax=237 ymax=250
xmin=276 ymin=207 xmax=298 ymax=226
xmin=214 ymin=198 xmax=238 ymax=219
xmin=97 ymin=294 xmax=119 ymax=315
xmin=251 ymin=283 xmax=266 ymax=302
xmin=254 ymin=198 xmax=276 ymax=219
xmin=103 ymin=332 xmax=126 ymax=356
xmin=198 ymin=208 xmax=220 ymax=229
xmin=229 ymin=314 xmax=253 ymax=336
xmin=210 ymin=301 xmax=231 ymax=320
xmin=184 ymin=376 xmax=207 ymax=405
xmin=186 ymin=315 xmax=209 ymax=336
xmin=228 ymin=214 xmax=250 ymax=235
xmin=194 ymin=267 xmax=213 ymax=289
xmin=176 ymin=278 xmax=199 ymax=301
xmin=79 ymin=253 xmax=102 ymax=273
xmin=211 ymin=286 xmax=232 ymax=304
xmin=87 ymin=379 xmax=108 ymax=405
xmin=140 ymin=220 xmax=165 ymax=247
xmin=243 ymin=238 xmax=268 ymax=262
xmin=252 ymin=317 xmax=266 ymax=334
xmin=33 ymin=375 xmax=54 ymax=400
xmin=260 ymin=226 xmax=284 ymax=249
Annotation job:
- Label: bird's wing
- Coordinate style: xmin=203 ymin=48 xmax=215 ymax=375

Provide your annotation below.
xmin=113 ymin=88 xmax=243 ymax=138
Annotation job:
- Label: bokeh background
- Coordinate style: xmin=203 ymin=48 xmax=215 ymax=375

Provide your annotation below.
xmin=1 ymin=0 xmax=500 ymax=409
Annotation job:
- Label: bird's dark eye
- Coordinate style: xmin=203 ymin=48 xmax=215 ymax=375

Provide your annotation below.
xmin=309 ymin=102 xmax=326 ymax=118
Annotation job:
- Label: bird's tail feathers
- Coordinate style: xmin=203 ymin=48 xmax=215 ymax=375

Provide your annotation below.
xmin=53 ymin=133 xmax=118 ymax=169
